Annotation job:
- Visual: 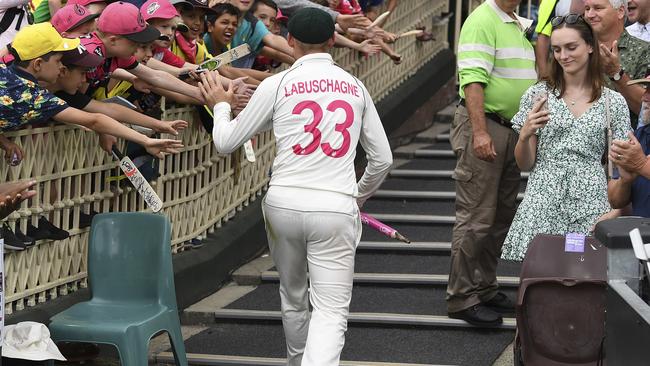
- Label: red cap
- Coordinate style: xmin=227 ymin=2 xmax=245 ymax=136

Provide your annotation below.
xmin=51 ymin=4 xmax=100 ymax=33
xmin=141 ymin=0 xmax=179 ymax=21
xmin=66 ymin=0 xmax=106 ymax=7
xmin=97 ymin=1 xmax=160 ymax=43
xmin=276 ymin=9 xmax=288 ymax=22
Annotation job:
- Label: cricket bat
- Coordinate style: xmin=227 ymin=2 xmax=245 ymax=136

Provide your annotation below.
xmin=112 ymin=146 xmax=163 ymax=212
xmin=198 ymin=44 xmax=256 ymax=162
xmin=360 ymin=213 xmax=411 ymax=243
xmin=199 ymin=44 xmax=252 ymax=71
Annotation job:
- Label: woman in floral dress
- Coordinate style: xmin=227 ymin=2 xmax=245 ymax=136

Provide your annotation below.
xmin=501 ymin=14 xmax=631 ymax=261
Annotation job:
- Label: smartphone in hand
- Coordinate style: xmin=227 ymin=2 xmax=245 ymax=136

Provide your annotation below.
xmin=535 ymin=92 xmax=548 ymax=111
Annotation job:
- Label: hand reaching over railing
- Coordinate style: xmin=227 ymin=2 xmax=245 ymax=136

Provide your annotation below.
xmin=0 ymin=180 xmax=36 ymax=221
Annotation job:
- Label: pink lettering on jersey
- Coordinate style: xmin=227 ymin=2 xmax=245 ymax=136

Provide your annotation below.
xmin=283 ymin=79 xmax=360 ymax=98
xmin=333 ymin=80 xmax=341 ymax=93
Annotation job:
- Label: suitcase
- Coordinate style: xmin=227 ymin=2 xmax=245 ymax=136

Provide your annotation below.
xmin=514 ymin=234 xmax=607 ymax=366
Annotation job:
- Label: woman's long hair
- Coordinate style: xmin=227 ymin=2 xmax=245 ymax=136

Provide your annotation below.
xmin=542 ymin=16 xmax=604 ymax=103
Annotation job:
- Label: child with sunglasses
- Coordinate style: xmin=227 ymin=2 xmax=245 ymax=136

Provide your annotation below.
xmin=501 ymin=14 xmax=632 ymax=261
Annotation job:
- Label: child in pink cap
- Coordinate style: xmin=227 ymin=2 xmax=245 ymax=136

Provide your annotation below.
xmin=140 ymin=0 xmax=197 ymax=72
xmin=79 ymin=1 xmax=205 ymax=104
xmin=66 ymin=0 xmax=108 ymax=14
xmin=51 ymin=4 xmax=99 ymax=38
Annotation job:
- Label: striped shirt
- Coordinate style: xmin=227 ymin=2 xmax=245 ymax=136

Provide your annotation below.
xmin=457 ymin=0 xmax=537 ymax=120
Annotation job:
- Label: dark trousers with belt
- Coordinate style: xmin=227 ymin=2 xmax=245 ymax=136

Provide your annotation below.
xmin=446 ymin=104 xmax=520 ymax=313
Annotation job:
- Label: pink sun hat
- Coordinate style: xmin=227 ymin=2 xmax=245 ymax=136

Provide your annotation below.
xmin=66 ymin=0 xmax=107 ymax=7
xmin=96 ymin=1 xmax=160 ymax=43
xmin=51 ymin=4 xmax=100 ymax=33
xmin=140 ymin=0 xmax=179 ymax=21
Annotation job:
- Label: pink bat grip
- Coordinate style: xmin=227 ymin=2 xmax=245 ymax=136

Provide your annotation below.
xmin=360 ymin=213 xmax=411 ymax=243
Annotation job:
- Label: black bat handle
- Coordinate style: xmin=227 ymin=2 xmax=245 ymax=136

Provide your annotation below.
xmin=111 ymin=146 xmax=124 ymax=160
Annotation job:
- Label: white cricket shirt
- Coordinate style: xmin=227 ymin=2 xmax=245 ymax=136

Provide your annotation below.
xmin=0 ymin=0 xmax=29 ymax=50
xmin=212 ymin=53 xmax=393 ymax=213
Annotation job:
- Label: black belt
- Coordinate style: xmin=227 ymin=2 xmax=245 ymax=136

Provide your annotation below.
xmin=458 ymin=99 xmax=512 ymax=128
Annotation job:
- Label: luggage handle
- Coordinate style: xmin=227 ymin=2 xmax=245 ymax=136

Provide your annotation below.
xmin=561 ymin=278 xmax=578 ymax=286
xmin=517 ymin=277 xmax=607 ymax=306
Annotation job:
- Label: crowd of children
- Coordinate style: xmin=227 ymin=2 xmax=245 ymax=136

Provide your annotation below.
xmin=0 ymin=0 xmax=421 ymax=250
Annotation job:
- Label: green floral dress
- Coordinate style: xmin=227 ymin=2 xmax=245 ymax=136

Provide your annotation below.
xmin=501 ymin=82 xmax=631 ymax=261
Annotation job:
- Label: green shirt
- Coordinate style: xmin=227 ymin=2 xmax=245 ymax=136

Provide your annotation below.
xmin=457 ymin=0 xmax=537 ymax=120
xmin=607 ymin=30 xmax=650 ymax=124
xmin=32 ymin=0 xmax=51 ymax=24
xmin=617 ymin=30 xmax=650 ymax=81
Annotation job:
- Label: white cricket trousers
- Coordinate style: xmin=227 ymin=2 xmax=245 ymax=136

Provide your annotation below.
xmin=262 ymin=200 xmax=361 ymax=366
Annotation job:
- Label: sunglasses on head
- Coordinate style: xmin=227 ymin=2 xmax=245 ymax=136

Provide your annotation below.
xmin=551 ymin=13 xmax=586 ymax=27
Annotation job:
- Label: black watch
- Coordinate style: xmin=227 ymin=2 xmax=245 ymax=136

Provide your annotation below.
xmin=610 ymin=68 xmax=625 ymax=82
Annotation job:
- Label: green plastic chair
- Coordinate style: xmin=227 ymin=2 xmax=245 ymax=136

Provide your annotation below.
xmin=48 ymin=212 xmax=188 ymax=366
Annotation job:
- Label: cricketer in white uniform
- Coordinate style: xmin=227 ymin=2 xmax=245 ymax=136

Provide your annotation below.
xmin=199 ymin=8 xmax=393 ymax=365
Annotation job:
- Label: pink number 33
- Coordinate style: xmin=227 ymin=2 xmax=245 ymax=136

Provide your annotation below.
xmin=292 ymin=99 xmax=354 ymax=158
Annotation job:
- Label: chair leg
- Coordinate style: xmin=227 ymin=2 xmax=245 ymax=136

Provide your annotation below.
xmin=167 ymin=328 xmax=188 ymax=366
xmin=115 ymin=336 xmax=150 ymax=366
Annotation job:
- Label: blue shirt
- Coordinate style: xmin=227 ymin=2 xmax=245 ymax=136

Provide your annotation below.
xmin=631 ymin=123 xmax=650 ymax=217
xmin=0 ymin=63 xmax=68 ymax=131
xmin=230 ymin=15 xmax=269 ymax=68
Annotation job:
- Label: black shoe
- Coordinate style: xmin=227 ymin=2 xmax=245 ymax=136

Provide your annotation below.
xmin=78 ymin=210 xmax=99 ymax=229
xmin=27 ymin=217 xmax=70 ymax=241
xmin=27 ymin=221 xmax=49 ymax=241
xmin=14 ymin=225 xmax=35 ymax=247
xmin=189 ymin=236 xmax=204 ymax=249
xmin=484 ymin=292 xmax=515 ymax=313
xmin=2 ymin=224 xmax=26 ymax=251
xmin=449 ymin=304 xmax=503 ymax=326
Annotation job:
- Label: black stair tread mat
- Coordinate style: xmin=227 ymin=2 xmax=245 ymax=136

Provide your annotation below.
xmin=361 ymin=223 xmax=453 ymax=242
xmin=380 ymin=177 xmax=527 ymax=193
xmin=182 ymin=321 xmax=513 ymax=366
xmin=399 ymin=157 xmax=458 ymax=170
xmin=271 ymin=254 xmax=521 ymax=277
xmin=353 ymin=252 xmax=522 ymax=277
xmin=363 ymin=198 xmax=456 ymax=215
xmin=380 ymin=178 xmax=457 ymax=191
xmin=225 ymin=282 xmax=517 ymax=319
xmin=265 ymin=252 xmax=521 ymax=277
xmin=419 ymin=142 xmax=453 ymax=150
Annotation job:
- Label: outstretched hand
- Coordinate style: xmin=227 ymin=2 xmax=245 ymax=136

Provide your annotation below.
xmin=156 ymin=119 xmax=189 ymax=135
xmin=337 ymin=14 xmax=372 ymax=32
xmin=198 ymin=71 xmax=234 ymax=110
xmin=231 ymin=76 xmax=255 ymax=97
xmin=358 ymin=39 xmax=381 ymax=55
xmin=0 ymin=180 xmax=37 ymax=220
xmin=144 ymin=138 xmax=184 ymax=159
